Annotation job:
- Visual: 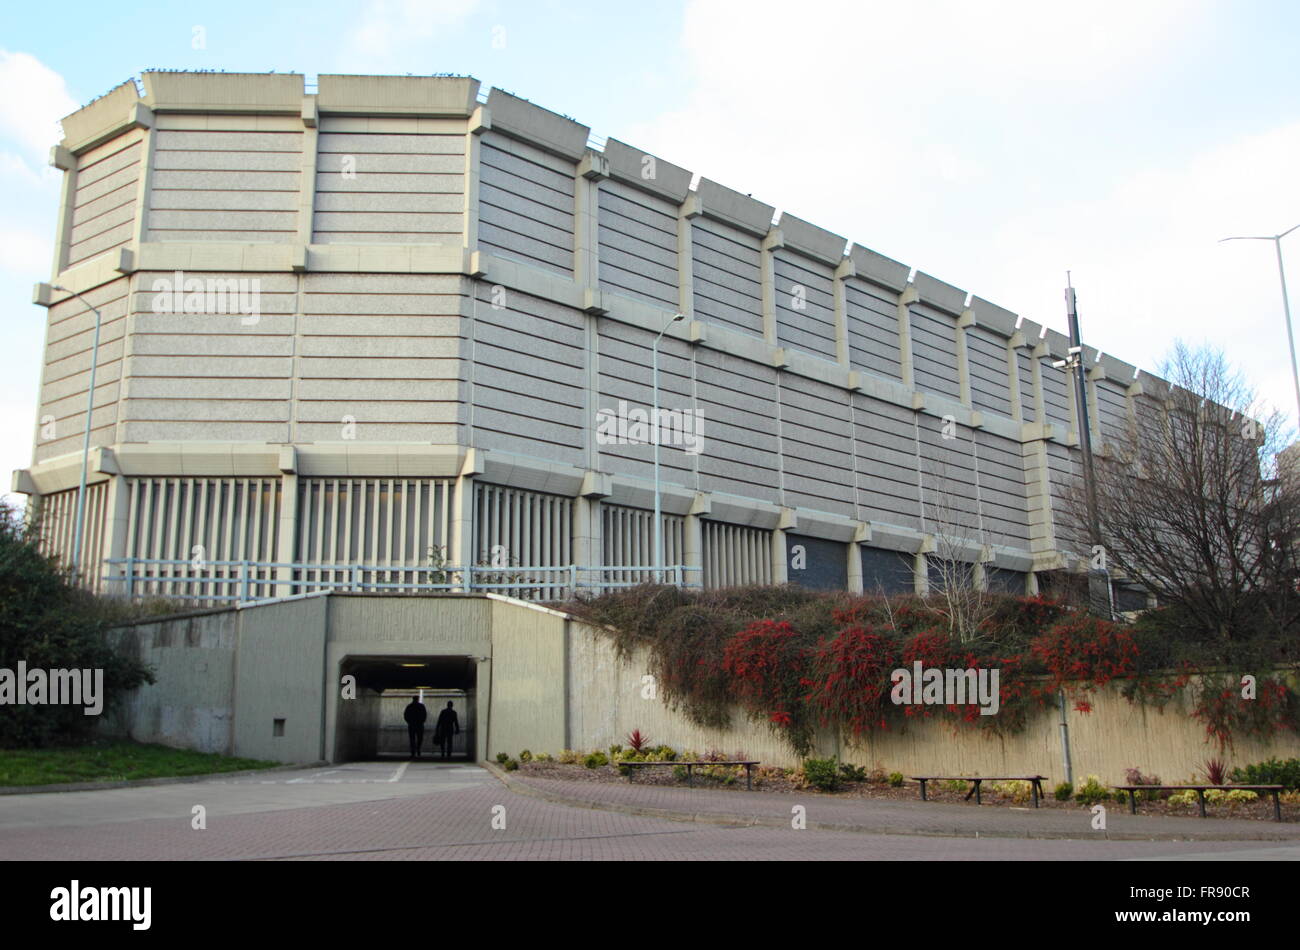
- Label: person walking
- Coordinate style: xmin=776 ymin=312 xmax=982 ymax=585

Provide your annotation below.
xmin=403 ymin=695 xmax=427 ymax=759
xmin=434 ymin=700 xmax=459 ymax=759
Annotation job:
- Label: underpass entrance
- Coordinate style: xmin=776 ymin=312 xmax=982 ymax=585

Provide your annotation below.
xmin=336 ymin=654 xmax=477 ymax=762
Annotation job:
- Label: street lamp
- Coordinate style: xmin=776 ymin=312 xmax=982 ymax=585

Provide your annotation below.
xmin=1219 ymin=224 xmax=1300 ymax=424
xmin=652 ymin=312 xmax=686 ymax=584
xmin=50 ymin=284 xmax=104 ymax=586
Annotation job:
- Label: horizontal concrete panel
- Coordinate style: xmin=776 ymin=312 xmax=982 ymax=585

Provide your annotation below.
xmin=317 ymin=132 xmax=464 ymax=155
xmin=123 ymin=397 xmax=290 ymax=422
xmin=129 ymin=355 xmax=293 ymax=377
xmin=312 ymin=211 xmax=462 ymax=235
xmin=154 ymin=130 xmax=304 ymax=152
xmin=295 ymin=400 xmax=460 ymax=423
xmin=150 ymin=190 xmax=300 ymax=212
xmin=315 ymin=171 xmax=463 ymax=194
xmin=297 ymin=356 xmax=460 ymax=379
xmin=314 ymin=192 xmax=464 ymax=213
xmin=127 ymin=377 xmax=292 ymax=399
xmin=120 ymin=420 xmax=290 ymax=441
xmin=297 ymin=336 xmax=459 ymax=358
xmin=151 ymin=170 xmax=300 ymax=191
xmin=294 ymin=422 xmax=459 ymax=443
xmin=130 ymin=334 xmax=295 ymax=357
xmin=154 ymin=150 xmax=300 ymax=172
xmin=296 ymin=378 xmax=458 ymax=400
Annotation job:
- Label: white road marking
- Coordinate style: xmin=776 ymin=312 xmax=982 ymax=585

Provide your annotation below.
xmin=388 ymin=762 xmax=410 ymax=783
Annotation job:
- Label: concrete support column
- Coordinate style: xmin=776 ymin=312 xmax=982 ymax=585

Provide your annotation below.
xmin=760 ymin=228 xmax=784 ymax=345
xmin=678 ymin=193 xmax=701 ymax=319
xmin=464 ymin=106 xmax=489 ymax=253
xmin=101 ymin=473 xmax=132 ymax=596
xmin=956 ymin=307 xmax=976 ymax=407
xmin=771 ymin=508 xmax=795 ymax=584
xmin=49 ymin=145 xmax=77 ymax=275
xmin=685 ymin=492 xmax=709 ymax=589
xmin=128 ymin=108 xmax=157 ymax=249
xmin=833 ymin=257 xmax=855 ymax=367
xmin=898 ymin=284 xmax=919 ymax=389
xmin=296 ymin=97 xmax=319 ymax=245
xmin=451 ymin=452 xmax=483 ymax=587
xmin=276 ymin=447 xmax=298 ymax=599
xmin=575 ymin=152 xmax=609 ymax=288
xmin=913 ymin=549 xmax=930 ymax=596
xmin=1086 ymin=365 xmax=1106 ymax=449
xmin=1007 ymin=331 xmax=1026 ymax=424
xmin=1031 ymin=339 xmax=1049 ymax=428
xmin=846 ymin=523 xmax=870 ymax=594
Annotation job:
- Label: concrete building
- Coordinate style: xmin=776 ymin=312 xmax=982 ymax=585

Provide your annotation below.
xmin=19 ymin=71 xmax=1163 ymax=606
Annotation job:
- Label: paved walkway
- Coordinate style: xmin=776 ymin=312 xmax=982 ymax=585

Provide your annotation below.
xmin=0 ymin=761 xmax=1293 ymax=860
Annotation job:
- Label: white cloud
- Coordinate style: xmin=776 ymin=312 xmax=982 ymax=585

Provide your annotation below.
xmin=344 ymin=0 xmax=482 ymax=65
xmin=0 ymin=51 xmax=77 ymax=161
xmin=620 ymin=0 xmax=1300 ymax=419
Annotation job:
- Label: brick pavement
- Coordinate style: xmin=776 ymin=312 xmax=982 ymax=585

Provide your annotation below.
xmin=0 ymin=762 xmax=1294 ymax=860
xmin=503 ymin=770 xmax=1300 ymax=842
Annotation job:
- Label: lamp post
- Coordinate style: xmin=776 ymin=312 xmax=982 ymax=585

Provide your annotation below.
xmin=652 ymin=313 xmax=686 ymax=584
xmin=50 ymin=284 xmax=104 ymax=586
xmin=1219 ymin=224 xmax=1300 ymax=424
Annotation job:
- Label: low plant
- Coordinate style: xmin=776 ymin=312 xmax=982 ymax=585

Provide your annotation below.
xmin=1074 ymin=774 xmax=1110 ymax=806
xmin=583 ymin=751 xmax=609 ymax=769
xmin=533 ymin=752 xmax=553 ymax=763
xmin=1201 ymin=757 xmax=1228 ymax=786
xmin=1168 ymin=790 xmax=1198 ymax=807
xmin=942 ymin=779 xmax=969 ymax=794
xmin=838 ymin=762 xmax=868 ymax=783
xmin=1054 ymin=781 xmax=1073 ymax=802
xmin=888 ymin=771 xmax=905 ymax=788
xmin=495 ymin=752 xmax=509 ymax=765
xmin=608 ymin=744 xmax=623 ymax=757
xmin=626 ymin=729 xmax=653 ymax=753
xmin=1229 ymin=757 xmax=1300 ymax=791
xmin=557 ymin=749 xmax=581 ymax=765
xmin=653 ymin=744 xmax=677 ymax=761
xmin=1224 ymin=789 xmax=1259 ymax=805
xmin=802 ymin=756 xmax=840 ymax=792
xmin=1124 ymin=766 xmax=1163 ymax=802
xmin=519 ymin=750 xmax=532 ymax=763
xmin=503 ymin=758 xmax=519 ymax=772
xmin=866 ymin=766 xmax=889 ymax=785
xmin=992 ymin=780 xmax=1033 ymax=804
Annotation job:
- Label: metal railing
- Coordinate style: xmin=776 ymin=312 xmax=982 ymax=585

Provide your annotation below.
xmin=102 ymin=558 xmax=701 ymax=606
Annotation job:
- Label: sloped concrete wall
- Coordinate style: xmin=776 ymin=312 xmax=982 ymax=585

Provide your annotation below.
xmin=561 ymin=621 xmax=1300 ymax=784
xmin=101 ymin=610 xmax=238 ymax=754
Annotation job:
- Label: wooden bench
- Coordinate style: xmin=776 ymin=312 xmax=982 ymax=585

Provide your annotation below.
xmin=1110 ymin=784 xmax=1287 ymax=821
xmin=622 ymin=760 xmax=761 ymax=791
xmin=912 ymin=775 xmax=1049 ymax=808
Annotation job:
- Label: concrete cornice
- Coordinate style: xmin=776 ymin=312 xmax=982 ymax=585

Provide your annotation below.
xmin=485 ymin=88 xmax=589 ymax=161
xmin=601 ymin=138 xmax=692 ymax=203
xmin=775 ymin=212 xmax=846 ymax=265
xmin=693 ymin=179 xmax=775 ymax=236
xmin=141 ymin=71 xmax=305 ymax=114
xmin=315 ymin=74 xmax=480 ymax=116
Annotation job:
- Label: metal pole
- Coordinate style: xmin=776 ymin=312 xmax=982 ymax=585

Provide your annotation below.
xmin=1219 ymin=225 xmax=1300 ymax=423
xmin=52 ymin=286 xmax=103 ymax=586
xmin=1058 ymin=688 xmax=1074 ymax=788
xmin=1273 ymin=235 xmax=1300 ymax=424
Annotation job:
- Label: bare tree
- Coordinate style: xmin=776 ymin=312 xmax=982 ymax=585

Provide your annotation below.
xmin=919 ymin=431 xmax=996 ymax=643
xmin=1073 ymin=342 xmax=1300 ymax=641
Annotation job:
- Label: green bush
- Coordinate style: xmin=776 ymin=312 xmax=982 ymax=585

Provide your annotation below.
xmin=672 ymin=763 xmax=688 ymax=782
xmin=888 ymin=771 xmax=905 ymax=788
xmin=0 ymin=504 xmax=155 ymax=747
xmin=1074 ymin=774 xmax=1110 ymax=806
xmin=518 ymin=749 xmax=532 ymax=762
xmin=557 ymin=749 xmax=580 ymax=764
xmin=653 ymin=745 xmax=677 ymax=761
xmin=1230 ymin=757 xmax=1300 ymax=791
xmin=495 ymin=752 xmax=509 ymax=765
xmin=838 ymin=762 xmax=868 ymax=783
xmin=503 ymin=758 xmax=519 ymax=772
xmin=608 ymin=744 xmax=623 ymax=757
xmin=1054 ymin=781 xmax=1073 ymax=801
xmin=583 ymin=751 xmax=609 ymax=769
xmin=802 ymin=756 xmax=840 ymax=792
xmin=942 ymin=779 xmax=969 ymax=794
xmin=533 ymin=752 xmax=553 ymax=763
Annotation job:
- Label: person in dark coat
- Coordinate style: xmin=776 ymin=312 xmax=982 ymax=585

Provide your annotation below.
xmin=403 ymin=696 xmax=427 ymax=759
xmin=434 ymin=701 xmax=459 ymax=759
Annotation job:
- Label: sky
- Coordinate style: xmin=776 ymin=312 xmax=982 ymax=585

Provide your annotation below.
xmin=2 ymin=0 xmax=1298 ymax=505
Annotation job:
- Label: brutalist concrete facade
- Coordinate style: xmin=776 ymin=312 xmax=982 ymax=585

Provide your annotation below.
xmin=18 ymin=71 xmax=1164 ymax=601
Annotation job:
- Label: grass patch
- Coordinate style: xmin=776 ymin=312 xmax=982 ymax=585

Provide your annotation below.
xmin=0 ymin=739 xmax=279 ymax=787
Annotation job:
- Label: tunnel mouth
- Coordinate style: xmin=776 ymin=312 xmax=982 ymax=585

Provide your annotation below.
xmin=336 ymin=654 xmax=478 ymax=763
